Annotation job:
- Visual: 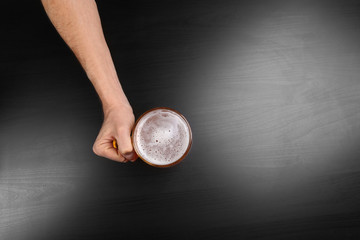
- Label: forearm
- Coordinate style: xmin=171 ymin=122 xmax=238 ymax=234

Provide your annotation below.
xmin=41 ymin=0 xmax=130 ymax=111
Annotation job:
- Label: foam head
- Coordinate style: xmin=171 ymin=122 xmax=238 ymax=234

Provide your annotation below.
xmin=132 ymin=108 xmax=192 ymax=167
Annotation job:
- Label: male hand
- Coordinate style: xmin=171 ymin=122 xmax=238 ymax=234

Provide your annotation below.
xmin=93 ymin=104 xmax=138 ymax=162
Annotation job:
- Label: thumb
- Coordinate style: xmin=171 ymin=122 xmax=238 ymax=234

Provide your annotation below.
xmin=115 ymin=128 xmax=138 ymax=162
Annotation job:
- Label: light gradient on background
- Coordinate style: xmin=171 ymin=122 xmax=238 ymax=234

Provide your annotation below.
xmin=181 ymin=0 xmax=360 ymax=226
xmin=1 ymin=0 xmax=360 ymax=239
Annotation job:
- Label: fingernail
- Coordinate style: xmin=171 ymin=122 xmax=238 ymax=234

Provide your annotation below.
xmin=123 ymin=152 xmax=134 ymax=158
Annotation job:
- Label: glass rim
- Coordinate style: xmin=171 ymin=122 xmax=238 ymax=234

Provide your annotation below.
xmin=131 ymin=107 xmax=192 ymax=168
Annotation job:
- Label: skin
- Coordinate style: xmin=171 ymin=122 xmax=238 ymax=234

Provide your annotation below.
xmin=41 ymin=0 xmax=138 ymax=163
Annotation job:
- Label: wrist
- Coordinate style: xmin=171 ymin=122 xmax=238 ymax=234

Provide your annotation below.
xmin=102 ymin=94 xmax=130 ymax=110
xmin=90 ymin=76 xmax=131 ymax=113
xmin=102 ymin=96 xmax=133 ymax=117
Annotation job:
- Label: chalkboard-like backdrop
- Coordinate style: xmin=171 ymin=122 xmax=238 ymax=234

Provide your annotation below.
xmin=1 ymin=1 xmax=360 ymax=239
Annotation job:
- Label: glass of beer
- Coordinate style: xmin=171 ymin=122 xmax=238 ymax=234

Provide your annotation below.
xmin=132 ymin=107 xmax=192 ymax=167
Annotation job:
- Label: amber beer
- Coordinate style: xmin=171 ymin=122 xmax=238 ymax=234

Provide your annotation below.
xmin=132 ymin=107 xmax=192 ymax=167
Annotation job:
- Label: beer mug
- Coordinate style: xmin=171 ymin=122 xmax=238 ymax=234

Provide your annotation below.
xmin=131 ymin=107 xmax=192 ymax=167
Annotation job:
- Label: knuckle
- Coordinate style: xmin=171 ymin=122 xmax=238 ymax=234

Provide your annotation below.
xmin=92 ymin=145 xmax=99 ymax=155
xmin=92 ymin=143 xmax=103 ymax=156
xmin=119 ymin=146 xmax=133 ymax=156
xmin=116 ymin=126 xmax=129 ymax=135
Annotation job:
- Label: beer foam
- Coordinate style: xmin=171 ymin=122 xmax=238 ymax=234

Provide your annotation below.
xmin=133 ymin=109 xmax=191 ymax=166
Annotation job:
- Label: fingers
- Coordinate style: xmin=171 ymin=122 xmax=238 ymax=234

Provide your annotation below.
xmin=93 ymin=128 xmax=138 ymax=163
xmin=93 ymin=138 xmax=127 ymax=163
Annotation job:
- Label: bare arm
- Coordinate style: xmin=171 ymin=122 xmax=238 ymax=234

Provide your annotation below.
xmin=42 ymin=0 xmax=137 ymax=162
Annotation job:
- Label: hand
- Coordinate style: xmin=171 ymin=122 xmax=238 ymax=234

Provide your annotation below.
xmin=93 ymin=104 xmax=138 ymax=162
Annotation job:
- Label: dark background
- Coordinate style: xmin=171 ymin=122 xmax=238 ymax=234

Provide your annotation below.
xmin=1 ymin=0 xmax=360 ymax=239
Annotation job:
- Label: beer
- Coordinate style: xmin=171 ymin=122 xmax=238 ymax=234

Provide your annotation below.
xmin=132 ymin=107 xmax=192 ymax=167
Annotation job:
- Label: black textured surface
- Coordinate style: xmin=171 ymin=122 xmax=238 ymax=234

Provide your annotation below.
xmin=1 ymin=1 xmax=360 ymax=239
